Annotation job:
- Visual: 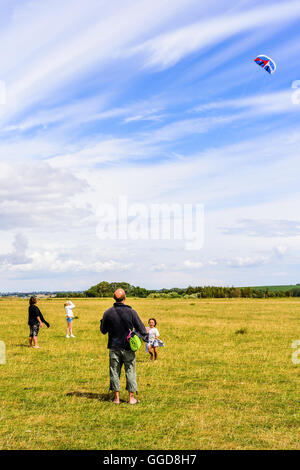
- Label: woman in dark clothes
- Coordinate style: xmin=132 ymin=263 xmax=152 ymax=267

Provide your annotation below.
xmin=28 ymin=296 xmax=50 ymax=348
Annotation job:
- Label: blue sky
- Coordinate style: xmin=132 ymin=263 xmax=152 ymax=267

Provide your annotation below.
xmin=1 ymin=0 xmax=300 ymax=291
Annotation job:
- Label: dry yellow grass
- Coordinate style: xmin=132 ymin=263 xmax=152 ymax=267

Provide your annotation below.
xmin=0 ymin=297 xmax=299 ymax=449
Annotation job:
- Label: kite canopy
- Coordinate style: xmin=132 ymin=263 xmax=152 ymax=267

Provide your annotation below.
xmin=254 ymin=55 xmax=276 ymax=74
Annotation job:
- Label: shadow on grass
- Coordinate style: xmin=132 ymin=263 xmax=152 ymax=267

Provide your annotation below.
xmin=66 ymin=391 xmax=127 ymax=403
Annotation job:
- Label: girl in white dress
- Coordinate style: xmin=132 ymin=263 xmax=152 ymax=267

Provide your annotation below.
xmin=65 ymin=301 xmax=76 ymax=338
xmin=146 ymin=318 xmax=164 ymax=361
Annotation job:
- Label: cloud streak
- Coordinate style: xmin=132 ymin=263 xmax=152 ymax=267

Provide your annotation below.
xmin=221 ymin=219 xmax=300 ymax=238
xmin=133 ymin=1 xmax=300 ymax=69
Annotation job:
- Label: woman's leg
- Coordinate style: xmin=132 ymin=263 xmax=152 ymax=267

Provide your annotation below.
xmin=29 ymin=326 xmax=33 ymax=346
xmin=33 ymin=333 xmax=39 ymax=348
xmin=32 ymin=325 xmax=40 ymax=348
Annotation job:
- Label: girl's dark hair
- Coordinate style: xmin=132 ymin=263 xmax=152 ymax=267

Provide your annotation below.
xmin=29 ymin=296 xmax=37 ymax=306
xmin=148 ymin=318 xmax=157 ymax=326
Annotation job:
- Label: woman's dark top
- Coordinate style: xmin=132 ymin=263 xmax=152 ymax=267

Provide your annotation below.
xmin=28 ymin=305 xmax=42 ymax=326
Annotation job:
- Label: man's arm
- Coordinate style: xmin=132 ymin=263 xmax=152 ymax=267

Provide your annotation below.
xmin=132 ymin=310 xmax=149 ymax=342
xmin=100 ymin=312 xmax=108 ymax=334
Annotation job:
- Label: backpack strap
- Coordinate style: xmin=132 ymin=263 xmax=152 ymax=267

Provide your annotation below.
xmin=113 ymin=305 xmax=131 ymax=346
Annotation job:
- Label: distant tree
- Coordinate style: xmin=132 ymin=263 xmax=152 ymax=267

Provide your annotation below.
xmin=292 ymin=287 xmax=300 ymax=297
xmin=228 ymin=288 xmax=241 ymax=298
xmin=241 ymin=287 xmax=252 ymax=298
xmin=252 ymin=289 xmax=265 ymax=298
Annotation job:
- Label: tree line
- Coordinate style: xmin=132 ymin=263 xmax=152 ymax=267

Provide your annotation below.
xmin=54 ymin=281 xmax=300 ymax=299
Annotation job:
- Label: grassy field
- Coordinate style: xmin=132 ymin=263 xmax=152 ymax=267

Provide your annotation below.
xmin=0 ymin=297 xmax=299 ymax=450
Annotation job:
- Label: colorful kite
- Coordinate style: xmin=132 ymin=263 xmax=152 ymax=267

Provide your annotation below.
xmin=254 ymin=55 xmax=276 ymax=74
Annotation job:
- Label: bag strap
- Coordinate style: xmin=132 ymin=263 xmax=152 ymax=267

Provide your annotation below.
xmin=113 ymin=305 xmax=132 ymax=342
xmin=113 ymin=305 xmax=140 ymax=340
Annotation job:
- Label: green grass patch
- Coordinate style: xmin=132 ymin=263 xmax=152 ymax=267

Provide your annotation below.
xmin=0 ymin=298 xmax=299 ymax=449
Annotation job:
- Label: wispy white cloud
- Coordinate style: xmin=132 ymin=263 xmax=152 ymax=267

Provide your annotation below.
xmin=131 ymin=1 xmax=300 ymax=70
xmin=150 ymin=263 xmax=167 ymax=272
xmin=274 ymin=245 xmax=288 ymax=257
xmin=0 ymin=251 xmax=133 ymax=274
xmin=221 ymin=219 xmax=300 ymax=238
xmin=147 ymin=115 xmax=237 ymax=143
xmin=208 ymin=260 xmax=218 ymax=266
xmin=184 ymin=260 xmax=203 ymax=269
xmin=48 ymin=138 xmax=158 ymax=169
xmin=194 ymin=90 xmax=299 ymax=116
xmin=226 ymin=255 xmax=269 ymax=268
xmin=0 ymin=0 xmax=197 ymax=126
xmin=0 ymin=233 xmax=133 ymax=274
xmin=123 ymin=110 xmax=165 ymax=124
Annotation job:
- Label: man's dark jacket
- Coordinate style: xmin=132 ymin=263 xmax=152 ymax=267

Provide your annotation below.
xmin=100 ymin=302 xmax=148 ymax=350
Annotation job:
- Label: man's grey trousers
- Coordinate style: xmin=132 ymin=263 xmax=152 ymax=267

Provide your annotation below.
xmin=109 ymin=349 xmax=137 ymax=392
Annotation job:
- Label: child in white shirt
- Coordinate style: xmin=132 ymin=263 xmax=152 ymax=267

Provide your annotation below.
xmin=146 ymin=318 xmax=164 ymax=361
xmin=65 ymin=301 xmax=76 ymax=338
